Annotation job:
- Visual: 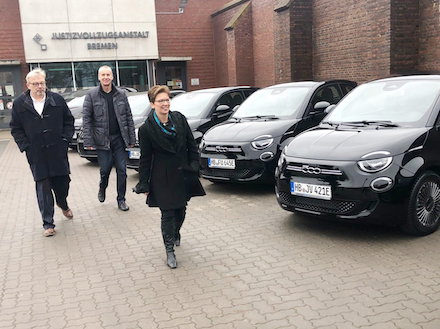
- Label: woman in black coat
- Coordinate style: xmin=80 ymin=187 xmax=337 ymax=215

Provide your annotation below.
xmin=134 ymin=85 xmax=205 ymax=268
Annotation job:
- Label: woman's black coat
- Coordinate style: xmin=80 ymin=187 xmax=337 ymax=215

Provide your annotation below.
xmin=135 ymin=110 xmax=205 ymax=210
xmin=10 ymin=90 xmax=74 ymax=181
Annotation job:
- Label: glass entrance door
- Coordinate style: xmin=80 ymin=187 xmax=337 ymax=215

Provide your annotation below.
xmin=0 ymin=66 xmax=22 ymax=129
xmin=156 ymin=61 xmax=187 ymax=91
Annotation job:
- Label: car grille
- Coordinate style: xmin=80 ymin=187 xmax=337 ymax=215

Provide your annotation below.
xmin=285 ymin=162 xmax=342 ymax=176
xmin=201 ymin=167 xmax=258 ymax=179
xmin=278 ymin=191 xmax=356 ymax=214
xmin=203 ymin=145 xmax=244 ymax=155
xmin=127 ymin=158 xmax=139 ymax=168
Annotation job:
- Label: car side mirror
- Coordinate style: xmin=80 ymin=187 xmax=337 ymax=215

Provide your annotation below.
xmin=325 ymin=104 xmax=336 ymax=114
xmin=213 ymin=104 xmax=232 ymax=117
xmin=309 ymin=101 xmax=330 ymax=115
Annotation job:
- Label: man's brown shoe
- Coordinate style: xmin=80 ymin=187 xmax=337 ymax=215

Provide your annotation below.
xmin=62 ymin=208 xmax=73 ymax=219
xmin=44 ymin=228 xmax=55 ymax=237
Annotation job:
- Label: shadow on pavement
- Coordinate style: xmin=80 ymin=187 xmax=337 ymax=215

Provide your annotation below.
xmin=202 ymin=179 xmax=275 ymax=196
xmin=285 ymin=211 xmax=417 ymax=243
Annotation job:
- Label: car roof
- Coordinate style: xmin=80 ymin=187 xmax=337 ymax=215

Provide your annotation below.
xmin=370 ymin=75 xmax=440 ymax=83
xmin=189 ymin=86 xmax=256 ymax=94
xmin=263 ymin=80 xmax=356 ymax=89
xmin=127 ymin=90 xmax=150 ymax=97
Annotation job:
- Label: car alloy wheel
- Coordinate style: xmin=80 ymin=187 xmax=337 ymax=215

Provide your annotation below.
xmin=403 ymin=171 xmax=440 ymax=236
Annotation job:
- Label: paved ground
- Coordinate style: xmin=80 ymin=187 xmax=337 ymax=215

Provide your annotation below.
xmin=1 ymin=129 xmax=440 ymax=329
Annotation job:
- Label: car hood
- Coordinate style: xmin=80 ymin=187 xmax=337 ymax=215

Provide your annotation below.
xmin=74 ymin=117 xmax=83 ymax=127
xmin=284 ymin=127 xmax=429 ymax=161
xmin=133 ymin=115 xmax=146 ymax=127
xmin=75 ymin=114 xmax=147 ymax=128
xmin=187 ymin=118 xmax=203 ymax=130
xmin=204 ymin=119 xmax=298 ymax=142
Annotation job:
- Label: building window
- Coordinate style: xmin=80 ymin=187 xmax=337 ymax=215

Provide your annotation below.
xmin=74 ymin=61 xmax=116 ymax=89
xmin=38 ymin=62 xmax=74 ymax=93
xmin=31 ymin=60 xmax=150 ymax=93
xmin=119 ymin=60 xmax=148 ymax=91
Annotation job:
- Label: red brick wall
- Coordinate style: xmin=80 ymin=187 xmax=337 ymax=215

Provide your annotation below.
xmin=251 ymin=0 xmax=275 ymax=87
xmin=231 ymin=5 xmax=254 ymax=86
xmin=157 ymin=0 xmax=440 ymax=88
xmin=0 ymin=0 xmax=27 ymax=90
xmin=274 ymin=0 xmax=313 ymax=83
xmin=390 ymin=0 xmax=419 ymax=75
xmin=419 ymin=0 xmax=440 ymax=73
xmin=313 ymin=0 xmax=391 ymax=84
xmin=212 ymin=1 xmax=254 ymax=87
xmin=155 ymin=0 xmax=231 ymax=91
xmin=274 ymin=6 xmax=292 ymax=83
xmin=212 ymin=5 xmax=237 ymax=87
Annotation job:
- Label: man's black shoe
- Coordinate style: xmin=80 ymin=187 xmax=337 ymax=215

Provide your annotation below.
xmin=118 ymin=201 xmax=129 ymax=211
xmin=98 ymin=188 xmax=105 ymax=203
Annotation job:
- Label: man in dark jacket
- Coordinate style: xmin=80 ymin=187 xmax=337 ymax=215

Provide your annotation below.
xmin=10 ymin=68 xmax=75 ymax=237
xmin=82 ymin=65 xmax=136 ymax=211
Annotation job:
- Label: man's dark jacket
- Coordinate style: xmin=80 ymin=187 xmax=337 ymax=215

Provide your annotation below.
xmin=135 ymin=111 xmax=206 ymax=209
xmin=10 ymin=90 xmax=74 ymax=181
xmin=82 ymin=85 xmax=136 ymax=150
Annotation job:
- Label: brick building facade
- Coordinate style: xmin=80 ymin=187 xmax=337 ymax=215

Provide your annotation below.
xmin=209 ymin=0 xmax=440 ymax=88
xmin=0 ymin=0 xmax=27 ymax=84
xmin=3 ymin=0 xmax=440 ymax=93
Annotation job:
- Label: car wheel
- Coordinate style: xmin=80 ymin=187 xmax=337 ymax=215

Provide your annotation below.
xmin=401 ymin=171 xmax=440 ymax=236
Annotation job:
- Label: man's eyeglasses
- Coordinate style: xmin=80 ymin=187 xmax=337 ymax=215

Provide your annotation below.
xmin=155 ymin=99 xmax=170 ymax=103
xmin=29 ymin=82 xmax=46 ymax=87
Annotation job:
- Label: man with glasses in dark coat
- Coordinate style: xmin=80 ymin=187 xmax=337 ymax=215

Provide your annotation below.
xmin=10 ymin=68 xmax=75 ymax=237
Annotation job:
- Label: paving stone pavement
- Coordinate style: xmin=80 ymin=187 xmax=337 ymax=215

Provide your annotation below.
xmin=1 ymin=129 xmax=440 ymax=329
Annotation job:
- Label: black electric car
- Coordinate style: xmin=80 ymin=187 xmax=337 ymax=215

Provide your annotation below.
xmin=126 ymin=86 xmax=258 ymax=170
xmin=275 ymin=75 xmax=440 ymax=236
xmin=199 ymin=80 xmax=356 ymax=183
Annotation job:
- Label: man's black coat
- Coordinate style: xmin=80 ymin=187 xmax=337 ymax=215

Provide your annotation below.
xmin=10 ymin=90 xmax=74 ymax=181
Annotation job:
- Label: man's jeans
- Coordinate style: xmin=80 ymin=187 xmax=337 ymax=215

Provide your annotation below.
xmin=36 ymin=175 xmax=71 ymax=229
xmin=96 ymin=134 xmax=127 ymax=203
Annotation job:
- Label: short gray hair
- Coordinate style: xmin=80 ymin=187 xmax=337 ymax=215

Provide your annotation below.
xmin=98 ymin=65 xmax=113 ymax=76
xmin=26 ymin=68 xmax=46 ymax=83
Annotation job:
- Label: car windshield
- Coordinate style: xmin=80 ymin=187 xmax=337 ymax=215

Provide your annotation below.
xmin=325 ymin=80 xmax=440 ymax=127
xmin=67 ymin=95 xmax=86 ymax=108
xmin=170 ymin=92 xmax=215 ymax=118
xmin=232 ymin=86 xmax=310 ymax=119
xmin=128 ymin=94 xmax=151 ymax=117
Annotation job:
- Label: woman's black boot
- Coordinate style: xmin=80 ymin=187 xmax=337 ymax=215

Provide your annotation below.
xmin=166 ymin=251 xmax=177 ymax=269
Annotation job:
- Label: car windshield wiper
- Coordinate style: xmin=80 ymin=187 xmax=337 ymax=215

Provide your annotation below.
xmin=322 ymin=121 xmax=338 ymax=127
xmin=240 ymin=115 xmax=279 ymax=120
xmin=341 ymin=120 xmax=400 ymax=128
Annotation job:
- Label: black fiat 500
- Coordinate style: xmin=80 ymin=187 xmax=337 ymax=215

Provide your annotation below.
xmin=275 ymin=75 xmax=440 ymax=236
xmin=199 ymin=80 xmax=356 ymax=183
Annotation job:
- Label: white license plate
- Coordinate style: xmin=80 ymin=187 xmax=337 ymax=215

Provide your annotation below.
xmin=291 ymin=181 xmax=332 ymax=200
xmin=208 ymin=158 xmax=235 ymax=169
xmin=129 ymin=150 xmax=140 ymax=159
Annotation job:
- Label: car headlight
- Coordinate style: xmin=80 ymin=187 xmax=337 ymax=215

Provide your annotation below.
xmin=357 ymin=151 xmax=392 ymax=173
xmin=278 ymin=149 xmax=286 ymax=167
xmin=251 ymin=135 xmax=274 ymax=150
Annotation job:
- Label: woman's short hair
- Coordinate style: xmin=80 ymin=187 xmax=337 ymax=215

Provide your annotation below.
xmin=148 ymin=85 xmax=170 ymax=103
xmin=26 ymin=68 xmax=46 ymax=83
